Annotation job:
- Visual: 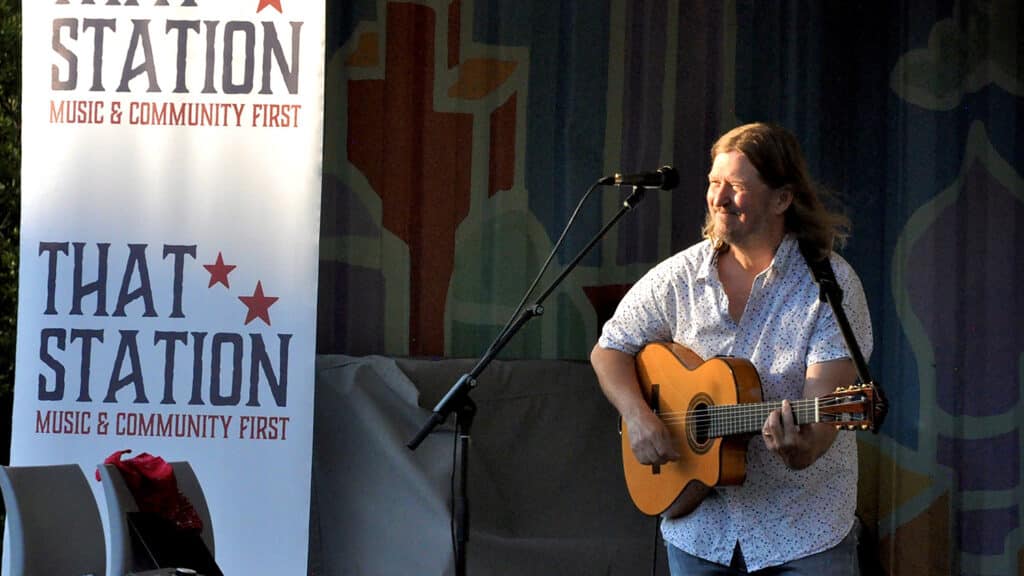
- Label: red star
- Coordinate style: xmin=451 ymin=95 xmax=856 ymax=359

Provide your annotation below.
xmin=257 ymin=0 xmax=282 ymax=13
xmin=203 ymin=252 xmax=237 ymax=288
xmin=238 ymin=281 xmax=279 ymax=326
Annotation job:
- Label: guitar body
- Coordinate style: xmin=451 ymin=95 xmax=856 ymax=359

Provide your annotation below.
xmin=623 ymin=342 xmax=763 ymax=517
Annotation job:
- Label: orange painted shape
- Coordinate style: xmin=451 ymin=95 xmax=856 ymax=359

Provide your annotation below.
xmin=346 ymin=32 xmax=380 ymax=67
xmin=488 ymin=93 xmax=516 ymax=196
xmin=447 ymin=0 xmax=461 ymax=69
xmin=448 ymin=58 xmax=518 ymax=99
xmin=347 ymin=78 xmax=385 ymax=193
xmin=879 ymin=492 xmax=950 ymax=575
xmin=346 ymin=3 xmax=474 ymax=356
xmin=857 ymin=440 xmax=934 ymax=528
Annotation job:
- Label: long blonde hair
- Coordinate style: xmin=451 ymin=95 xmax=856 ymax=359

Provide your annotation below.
xmin=701 ymin=122 xmax=848 ymax=262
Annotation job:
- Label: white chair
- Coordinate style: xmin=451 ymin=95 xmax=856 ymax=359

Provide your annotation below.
xmin=0 ymin=463 xmax=106 ymax=576
xmin=98 ymin=461 xmax=214 ymax=575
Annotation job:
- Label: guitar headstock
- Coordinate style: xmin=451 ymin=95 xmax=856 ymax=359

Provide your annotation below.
xmin=819 ymin=382 xmax=888 ymax=432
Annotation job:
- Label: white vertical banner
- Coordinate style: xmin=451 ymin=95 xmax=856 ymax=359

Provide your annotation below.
xmin=13 ymin=1 xmax=324 ymax=574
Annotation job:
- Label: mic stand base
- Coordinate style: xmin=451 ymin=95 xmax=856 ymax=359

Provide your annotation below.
xmin=453 ymin=397 xmax=476 ymax=576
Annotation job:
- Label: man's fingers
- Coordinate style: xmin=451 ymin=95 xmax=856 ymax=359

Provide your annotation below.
xmin=658 ymin=429 xmax=680 ymax=460
xmin=763 ymin=409 xmax=781 ymax=434
xmin=635 ymin=439 xmax=679 ymax=465
xmin=657 ymin=446 xmax=680 ymax=463
xmin=763 ymin=409 xmax=782 ymax=450
xmin=780 ymin=399 xmax=797 ymax=429
xmin=630 ymin=417 xmax=680 ymax=464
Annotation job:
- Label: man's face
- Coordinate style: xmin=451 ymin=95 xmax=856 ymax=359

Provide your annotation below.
xmin=706 ymin=151 xmax=786 ymax=248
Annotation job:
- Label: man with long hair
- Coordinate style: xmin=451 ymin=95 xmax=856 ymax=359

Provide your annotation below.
xmin=592 ymin=122 xmax=872 ymax=574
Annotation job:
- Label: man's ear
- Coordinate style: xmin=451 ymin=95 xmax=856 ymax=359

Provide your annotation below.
xmin=774 ymin=185 xmax=794 ymax=215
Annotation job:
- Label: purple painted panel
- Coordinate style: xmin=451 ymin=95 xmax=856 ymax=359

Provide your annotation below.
xmin=321 ymin=173 xmax=381 ymax=237
xmin=907 ymin=162 xmax=1024 ymax=416
xmin=317 ymin=260 xmax=386 ymax=355
xmin=937 ymin=431 xmax=1019 ymax=490
xmin=616 ymin=0 xmax=667 ymax=264
xmin=956 ymin=506 xmax=1018 ymax=555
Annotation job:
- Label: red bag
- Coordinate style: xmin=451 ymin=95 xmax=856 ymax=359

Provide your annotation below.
xmin=98 ymin=449 xmax=203 ymax=533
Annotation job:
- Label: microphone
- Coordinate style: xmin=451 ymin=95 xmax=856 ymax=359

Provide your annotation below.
xmin=599 ymin=166 xmax=679 ymax=190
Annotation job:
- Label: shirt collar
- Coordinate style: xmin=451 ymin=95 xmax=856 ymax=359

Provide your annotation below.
xmin=696 ymin=234 xmax=800 ymax=282
xmin=766 ymin=234 xmax=799 ymax=280
xmin=696 ymin=240 xmax=719 ymax=280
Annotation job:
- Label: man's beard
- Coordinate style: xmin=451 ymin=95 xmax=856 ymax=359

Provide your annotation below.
xmin=705 ymin=210 xmax=742 ymax=246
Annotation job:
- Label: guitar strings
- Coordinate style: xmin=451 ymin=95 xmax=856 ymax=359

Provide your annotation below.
xmin=656 ymin=397 xmax=856 ymax=428
xmin=656 ymin=396 xmax=849 ymax=418
xmin=658 ymin=398 xmax=819 ymax=421
xmin=637 ymin=395 xmax=868 ymax=439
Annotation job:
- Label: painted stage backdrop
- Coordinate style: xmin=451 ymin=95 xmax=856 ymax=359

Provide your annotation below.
xmin=321 ymin=1 xmax=1023 ymax=574
xmin=13 ymin=0 xmax=324 ymax=574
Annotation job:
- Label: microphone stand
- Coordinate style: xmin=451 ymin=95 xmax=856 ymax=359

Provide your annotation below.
xmin=408 ymin=185 xmax=650 ymax=576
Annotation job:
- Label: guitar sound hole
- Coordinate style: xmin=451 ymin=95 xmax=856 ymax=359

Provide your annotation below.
xmin=687 ymin=393 xmax=714 ymax=455
xmin=692 ymin=403 xmax=710 ymax=443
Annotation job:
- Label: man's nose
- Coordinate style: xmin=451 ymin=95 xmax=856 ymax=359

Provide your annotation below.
xmin=710 ymin=183 xmax=732 ymax=205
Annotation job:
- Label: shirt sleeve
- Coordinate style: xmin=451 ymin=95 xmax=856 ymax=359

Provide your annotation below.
xmin=806 ymin=254 xmax=874 ymax=367
xmin=597 ymin=261 xmax=678 ymax=355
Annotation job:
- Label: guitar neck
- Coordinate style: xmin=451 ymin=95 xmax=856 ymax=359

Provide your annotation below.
xmin=703 ymin=398 xmax=820 ymax=438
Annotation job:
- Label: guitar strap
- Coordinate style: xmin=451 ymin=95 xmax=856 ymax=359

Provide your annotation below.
xmin=801 ymin=248 xmax=887 ymax=407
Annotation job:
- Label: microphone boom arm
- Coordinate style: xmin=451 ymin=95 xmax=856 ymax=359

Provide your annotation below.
xmin=408 ymin=184 xmax=648 ymax=446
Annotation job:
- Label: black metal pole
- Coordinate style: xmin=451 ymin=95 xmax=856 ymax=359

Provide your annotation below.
xmin=453 ymin=396 xmax=475 ymax=576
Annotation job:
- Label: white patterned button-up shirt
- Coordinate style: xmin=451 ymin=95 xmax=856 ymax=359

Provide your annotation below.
xmin=598 ymin=235 xmax=873 ymax=571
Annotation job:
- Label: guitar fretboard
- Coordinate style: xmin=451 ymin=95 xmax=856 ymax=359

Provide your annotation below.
xmin=663 ymin=399 xmax=821 ymax=438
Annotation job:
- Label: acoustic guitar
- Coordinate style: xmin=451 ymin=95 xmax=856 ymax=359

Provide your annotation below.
xmin=621 ymin=342 xmax=884 ymax=518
